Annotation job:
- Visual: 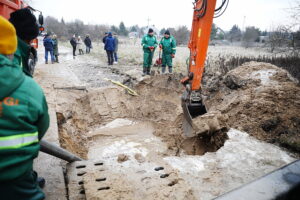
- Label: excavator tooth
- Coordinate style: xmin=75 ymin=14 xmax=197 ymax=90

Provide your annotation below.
xmin=181 ymin=90 xmax=207 ymax=138
xmin=182 ymin=101 xmax=196 ymax=137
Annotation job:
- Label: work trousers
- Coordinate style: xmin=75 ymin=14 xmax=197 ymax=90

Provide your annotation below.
xmin=78 ymin=49 xmax=84 ymax=55
xmin=72 ymin=45 xmax=76 ymax=56
xmin=161 ymin=53 xmax=173 ymax=73
xmin=143 ymin=51 xmax=154 ymax=68
xmin=106 ymin=50 xmax=114 ymax=65
xmin=114 ymin=51 xmax=118 ymax=62
xmin=45 ymin=49 xmax=54 ymax=63
xmin=0 ymin=170 xmax=45 ymax=200
xmin=86 ymin=46 xmax=91 ymax=54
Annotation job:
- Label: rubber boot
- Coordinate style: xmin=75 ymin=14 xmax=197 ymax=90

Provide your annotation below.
xmin=168 ymin=66 xmax=173 ymax=74
xmin=142 ymin=67 xmax=147 ymax=76
xmin=37 ymin=177 xmax=46 ymax=189
xmin=147 ymin=67 xmax=151 ymax=75
xmin=162 ymin=66 xmax=166 ymax=74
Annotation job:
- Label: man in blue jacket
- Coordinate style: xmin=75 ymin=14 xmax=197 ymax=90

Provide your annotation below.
xmin=104 ymin=32 xmax=115 ymax=65
xmin=43 ymin=34 xmax=54 ymax=64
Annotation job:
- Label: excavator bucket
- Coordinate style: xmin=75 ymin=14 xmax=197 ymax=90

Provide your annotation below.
xmin=182 ymin=90 xmax=207 ymax=137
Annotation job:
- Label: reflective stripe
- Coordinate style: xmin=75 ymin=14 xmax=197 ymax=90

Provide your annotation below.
xmin=20 ymin=58 xmax=23 ymax=69
xmin=0 ymin=132 xmax=39 ymax=150
xmin=172 ymin=48 xmax=176 ymax=50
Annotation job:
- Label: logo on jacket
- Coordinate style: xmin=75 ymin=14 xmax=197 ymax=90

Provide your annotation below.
xmin=0 ymin=97 xmax=20 ymax=117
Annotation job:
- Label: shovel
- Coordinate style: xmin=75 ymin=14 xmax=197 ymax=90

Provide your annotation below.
xmin=155 ymin=48 xmax=162 ymax=72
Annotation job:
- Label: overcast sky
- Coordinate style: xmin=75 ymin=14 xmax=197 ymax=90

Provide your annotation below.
xmin=33 ymin=0 xmax=295 ymax=31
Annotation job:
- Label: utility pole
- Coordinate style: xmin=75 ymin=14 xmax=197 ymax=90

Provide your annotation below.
xmin=242 ymin=16 xmax=246 ymax=32
xmin=147 ymin=17 xmax=151 ymax=28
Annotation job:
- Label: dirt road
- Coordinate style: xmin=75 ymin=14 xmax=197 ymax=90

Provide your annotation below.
xmin=35 ymin=43 xmax=297 ymax=200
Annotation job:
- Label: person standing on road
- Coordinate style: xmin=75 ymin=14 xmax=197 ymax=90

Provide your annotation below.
xmin=84 ymin=34 xmax=92 ymax=54
xmin=102 ymin=32 xmax=108 ymax=44
xmin=141 ymin=28 xmax=158 ymax=76
xmin=77 ymin=36 xmax=84 ymax=55
xmin=52 ymin=34 xmax=59 ymax=63
xmin=70 ymin=35 xmax=77 ymax=59
xmin=0 ymin=16 xmax=50 ymax=200
xmin=9 ymin=8 xmax=39 ymax=76
xmin=159 ymin=30 xmax=176 ymax=74
xmin=43 ymin=34 xmax=55 ymax=64
xmin=104 ymin=32 xmax=115 ymax=65
xmin=113 ymin=33 xmax=119 ymax=64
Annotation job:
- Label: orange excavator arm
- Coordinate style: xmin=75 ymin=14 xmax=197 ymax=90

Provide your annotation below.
xmin=181 ymin=0 xmax=228 ymax=137
xmin=188 ymin=0 xmax=217 ymax=91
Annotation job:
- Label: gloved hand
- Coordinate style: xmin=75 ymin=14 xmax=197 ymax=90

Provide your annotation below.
xmin=149 ymin=46 xmax=154 ymax=52
xmin=171 ymin=54 xmax=175 ymax=58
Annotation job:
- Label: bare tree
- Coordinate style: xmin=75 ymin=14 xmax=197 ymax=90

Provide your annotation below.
xmin=173 ymin=26 xmax=190 ymax=45
xmin=268 ymin=25 xmax=291 ymax=53
xmin=266 ymin=2 xmax=300 ymax=54
xmin=45 ymin=16 xmax=67 ymax=37
xmin=290 ymin=0 xmax=300 ymax=27
xmin=228 ymin=25 xmax=242 ymax=42
xmin=242 ymin=26 xmax=260 ymax=48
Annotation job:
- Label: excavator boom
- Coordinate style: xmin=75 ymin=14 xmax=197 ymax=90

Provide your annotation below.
xmin=181 ymin=0 xmax=218 ymax=137
xmin=189 ymin=0 xmax=217 ymax=90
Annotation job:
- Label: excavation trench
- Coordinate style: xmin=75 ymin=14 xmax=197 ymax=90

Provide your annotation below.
xmin=55 ymin=74 xmax=227 ymax=160
xmin=53 ymin=62 xmax=299 ymax=199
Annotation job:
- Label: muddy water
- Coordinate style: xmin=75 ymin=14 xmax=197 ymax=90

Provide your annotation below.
xmin=81 ymin=118 xmax=295 ymax=199
xmin=87 ymin=120 xmax=167 ymax=160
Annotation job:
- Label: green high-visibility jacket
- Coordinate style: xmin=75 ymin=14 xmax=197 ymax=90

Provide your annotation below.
xmin=0 ymin=54 xmax=49 ymax=182
xmin=160 ymin=36 xmax=176 ymax=55
xmin=13 ymin=38 xmax=32 ymax=77
xmin=141 ymin=34 xmax=158 ymax=53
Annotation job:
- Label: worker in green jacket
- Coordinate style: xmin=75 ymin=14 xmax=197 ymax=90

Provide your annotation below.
xmin=9 ymin=8 xmax=40 ymax=77
xmin=141 ymin=28 xmax=158 ymax=76
xmin=159 ymin=30 xmax=176 ymax=74
xmin=0 ymin=16 xmax=50 ymax=200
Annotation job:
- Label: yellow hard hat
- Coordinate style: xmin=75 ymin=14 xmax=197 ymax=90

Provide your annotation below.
xmin=0 ymin=16 xmax=17 ymax=55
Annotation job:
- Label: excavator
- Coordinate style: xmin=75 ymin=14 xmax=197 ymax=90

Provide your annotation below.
xmin=181 ymin=0 xmax=229 ymax=137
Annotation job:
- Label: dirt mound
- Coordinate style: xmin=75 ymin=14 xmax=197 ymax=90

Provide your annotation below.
xmin=204 ymin=62 xmax=300 ymax=152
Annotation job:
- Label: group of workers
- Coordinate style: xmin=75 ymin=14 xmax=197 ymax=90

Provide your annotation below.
xmin=142 ymin=28 xmax=176 ymax=76
xmin=54 ymin=26 xmax=176 ymax=75
xmin=0 ymin=8 xmax=50 ymax=200
xmin=70 ymin=34 xmax=92 ymax=59
xmin=100 ymin=28 xmax=176 ymax=75
xmin=102 ymin=32 xmax=119 ymax=65
xmin=43 ymin=34 xmax=59 ymax=64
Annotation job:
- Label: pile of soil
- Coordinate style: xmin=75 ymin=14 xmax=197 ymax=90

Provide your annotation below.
xmin=204 ymin=62 xmax=300 ymax=152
